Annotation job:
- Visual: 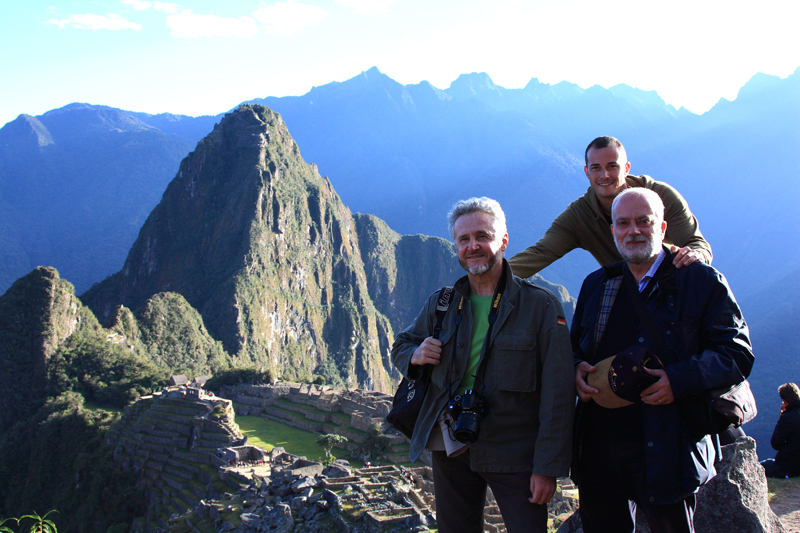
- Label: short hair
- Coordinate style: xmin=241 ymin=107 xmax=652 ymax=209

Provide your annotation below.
xmin=447 ymin=197 xmax=507 ymax=240
xmin=611 ymin=188 xmax=665 ymax=223
xmin=585 ymin=136 xmax=626 ymax=166
xmin=779 ymin=383 xmax=800 ymax=404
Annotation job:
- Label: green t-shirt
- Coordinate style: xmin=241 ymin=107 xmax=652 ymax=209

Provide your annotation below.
xmin=455 ymin=294 xmax=492 ymax=396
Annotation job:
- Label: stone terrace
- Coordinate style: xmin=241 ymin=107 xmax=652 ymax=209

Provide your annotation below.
xmin=219 ymin=383 xmax=410 ymax=464
xmin=107 ymin=391 xmax=243 ymax=532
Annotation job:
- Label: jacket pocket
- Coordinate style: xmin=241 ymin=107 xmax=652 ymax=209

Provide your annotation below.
xmin=490 ymin=333 xmax=538 ymax=392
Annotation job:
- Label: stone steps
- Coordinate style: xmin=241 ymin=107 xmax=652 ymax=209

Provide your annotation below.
xmin=142 ymin=411 xmax=192 ymax=425
xmin=163 ymin=464 xmax=194 ymax=481
xmin=201 ymin=432 xmax=234 ymax=443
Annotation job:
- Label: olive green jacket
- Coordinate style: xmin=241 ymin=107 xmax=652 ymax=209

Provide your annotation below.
xmin=391 ymin=260 xmax=575 ymax=475
xmin=508 ymin=174 xmax=712 ymax=278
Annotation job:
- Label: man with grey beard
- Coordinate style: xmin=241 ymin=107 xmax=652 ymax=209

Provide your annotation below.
xmin=569 ymin=188 xmax=754 ymax=532
xmin=392 ymin=197 xmax=574 ymax=533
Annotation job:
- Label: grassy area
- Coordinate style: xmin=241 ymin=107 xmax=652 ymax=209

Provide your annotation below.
xmin=83 ymin=400 xmax=124 ymax=414
xmin=236 ymin=415 xmax=363 ymax=467
xmin=767 ymin=475 xmax=800 ymax=503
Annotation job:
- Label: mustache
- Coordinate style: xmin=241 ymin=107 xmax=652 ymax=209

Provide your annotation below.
xmin=624 ymin=235 xmax=647 ymax=243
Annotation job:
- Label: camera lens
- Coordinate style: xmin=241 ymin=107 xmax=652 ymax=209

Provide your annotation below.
xmin=454 ymin=411 xmax=482 ymax=443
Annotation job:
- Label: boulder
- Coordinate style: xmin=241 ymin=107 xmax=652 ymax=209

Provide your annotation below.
xmin=263 ymin=503 xmax=294 ymax=533
xmin=557 ymin=437 xmax=786 ymax=533
xmin=694 ymin=437 xmax=786 ymax=533
xmin=322 ymin=459 xmax=351 ymax=478
xmin=291 ymin=475 xmax=318 ymax=492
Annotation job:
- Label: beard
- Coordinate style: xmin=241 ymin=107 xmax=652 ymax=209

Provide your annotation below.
xmin=460 ymin=248 xmax=503 ymax=275
xmin=616 ymin=234 xmax=658 ymax=264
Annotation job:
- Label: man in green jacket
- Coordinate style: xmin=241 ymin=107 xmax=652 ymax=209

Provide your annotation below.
xmin=508 ymin=136 xmax=712 ymax=278
xmin=391 ymin=197 xmax=574 ymax=532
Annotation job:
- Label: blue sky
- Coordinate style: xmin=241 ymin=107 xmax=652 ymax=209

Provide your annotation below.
xmin=1 ymin=0 xmax=798 ymax=126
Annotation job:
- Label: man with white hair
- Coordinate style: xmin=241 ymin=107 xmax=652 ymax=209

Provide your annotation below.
xmin=570 ymin=188 xmax=753 ymax=532
xmin=392 ymin=197 xmax=574 ymax=533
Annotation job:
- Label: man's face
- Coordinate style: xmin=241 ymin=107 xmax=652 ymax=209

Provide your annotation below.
xmin=585 ymin=145 xmax=631 ymax=201
xmin=612 ymin=194 xmax=667 ymax=264
xmin=453 ymin=211 xmax=508 ymax=275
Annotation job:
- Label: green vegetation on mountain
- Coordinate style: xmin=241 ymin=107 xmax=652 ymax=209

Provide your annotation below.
xmin=0 ymin=267 xmax=86 ymax=430
xmin=204 ymin=366 xmax=274 ymax=389
xmin=0 ymin=267 xmax=225 ymax=529
xmin=46 ymin=334 xmax=166 ymax=408
xmin=0 ymin=392 xmax=145 ymax=533
xmin=113 ymin=292 xmax=229 ymax=376
xmin=82 ymin=105 xmax=434 ymax=393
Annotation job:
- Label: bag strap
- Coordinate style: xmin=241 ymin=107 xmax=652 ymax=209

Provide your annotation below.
xmin=407 ymin=286 xmax=454 ymax=384
xmin=432 ymin=286 xmax=454 ymax=340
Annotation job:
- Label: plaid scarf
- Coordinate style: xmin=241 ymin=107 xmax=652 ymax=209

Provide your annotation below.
xmin=594 ymin=275 xmax=623 ymax=351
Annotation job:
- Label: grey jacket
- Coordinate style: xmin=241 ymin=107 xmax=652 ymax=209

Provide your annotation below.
xmin=391 ymin=260 xmax=575 ymax=476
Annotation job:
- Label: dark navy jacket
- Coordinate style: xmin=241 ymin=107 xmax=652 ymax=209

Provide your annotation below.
xmin=571 ymin=249 xmax=754 ymax=504
xmin=773 ymin=401 xmax=800 ymax=476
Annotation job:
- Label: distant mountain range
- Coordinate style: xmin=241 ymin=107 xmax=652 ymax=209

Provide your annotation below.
xmin=0 ymin=67 xmax=798 ymax=455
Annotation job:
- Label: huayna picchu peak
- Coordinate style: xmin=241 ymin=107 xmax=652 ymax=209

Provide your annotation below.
xmin=81 ymin=104 xmax=464 ymax=392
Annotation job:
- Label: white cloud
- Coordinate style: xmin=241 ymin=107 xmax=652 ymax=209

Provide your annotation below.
xmin=153 ymin=2 xmax=181 ymax=13
xmin=252 ymin=1 xmax=328 ymax=36
xmin=334 ymin=0 xmax=396 ymax=15
xmin=121 ymin=0 xmax=180 ymax=13
xmin=121 ymin=0 xmax=152 ymax=10
xmin=167 ymin=10 xmax=259 ymax=38
xmin=46 ymin=13 xmax=143 ymax=30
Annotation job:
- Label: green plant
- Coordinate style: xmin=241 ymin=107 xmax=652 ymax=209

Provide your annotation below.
xmin=1 ymin=517 xmax=19 ymax=533
xmin=316 ymin=434 xmax=348 ymax=465
xmin=18 ymin=511 xmax=58 ymax=533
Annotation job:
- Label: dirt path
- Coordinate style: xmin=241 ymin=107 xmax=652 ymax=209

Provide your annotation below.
xmin=770 ymin=486 xmax=800 ymax=532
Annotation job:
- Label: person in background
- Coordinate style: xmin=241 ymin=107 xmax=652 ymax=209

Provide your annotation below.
xmin=761 ymin=382 xmax=800 ymax=478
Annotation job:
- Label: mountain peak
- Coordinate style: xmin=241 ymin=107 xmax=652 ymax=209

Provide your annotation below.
xmin=82 ymin=104 xmax=397 ymax=391
xmin=0 ymin=113 xmax=54 ymax=148
xmin=447 ymin=72 xmax=501 ymax=101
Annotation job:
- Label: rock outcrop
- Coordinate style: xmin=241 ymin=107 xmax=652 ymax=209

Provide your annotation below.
xmin=556 ymin=437 xmax=786 ymax=533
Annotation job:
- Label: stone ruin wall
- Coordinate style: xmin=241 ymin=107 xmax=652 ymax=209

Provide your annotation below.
xmin=220 ymin=382 xmax=395 ymax=434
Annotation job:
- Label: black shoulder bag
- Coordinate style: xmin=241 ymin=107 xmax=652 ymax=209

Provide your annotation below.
xmin=386 ymin=287 xmax=454 ymax=439
xmin=624 ymin=268 xmax=756 ymax=440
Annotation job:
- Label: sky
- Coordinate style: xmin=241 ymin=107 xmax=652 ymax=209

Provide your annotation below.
xmin=1 ymin=0 xmax=798 ymax=127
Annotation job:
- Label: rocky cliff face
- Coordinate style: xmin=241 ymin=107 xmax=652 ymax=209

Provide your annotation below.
xmin=0 ymin=267 xmax=84 ymax=428
xmin=82 ymin=105 xmax=425 ymax=392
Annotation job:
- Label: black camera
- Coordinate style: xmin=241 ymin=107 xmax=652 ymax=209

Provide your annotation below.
xmin=448 ymin=390 xmax=488 ymax=443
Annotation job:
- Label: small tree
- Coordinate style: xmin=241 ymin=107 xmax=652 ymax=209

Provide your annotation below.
xmin=317 ymin=434 xmax=348 ymax=465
